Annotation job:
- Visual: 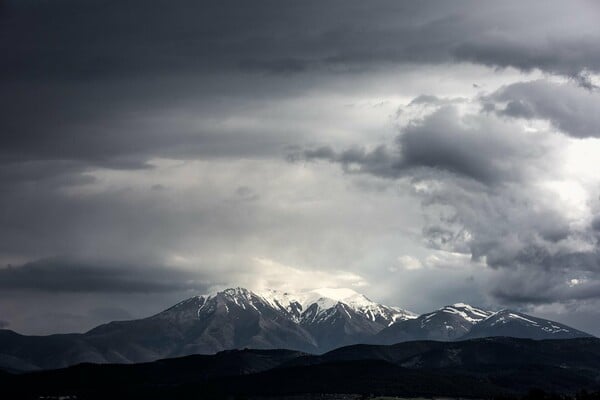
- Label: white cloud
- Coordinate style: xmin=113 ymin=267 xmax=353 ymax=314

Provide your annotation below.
xmin=396 ymin=255 xmax=423 ymax=271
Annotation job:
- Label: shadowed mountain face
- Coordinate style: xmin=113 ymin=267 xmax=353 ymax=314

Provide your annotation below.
xmin=373 ymin=303 xmax=492 ymax=343
xmin=374 ymin=303 xmax=591 ymax=345
xmin=0 ymin=287 xmax=412 ymax=371
xmin=0 ymin=289 xmax=320 ymax=371
xmin=461 ymin=309 xmax=590 ymax=340
xmin=3 ymin=337 xmax=600 ymax=399
xmin=83 ymin=290 xmax=318 ymax=360
xmin=0 ymin=288 xmax=592 ymax=372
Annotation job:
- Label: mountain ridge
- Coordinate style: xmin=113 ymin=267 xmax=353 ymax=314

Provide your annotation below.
xmin=0 ymin=287 xmax=593 ymax=372
xmin=5 ymin=337 xmax=600 ymax=398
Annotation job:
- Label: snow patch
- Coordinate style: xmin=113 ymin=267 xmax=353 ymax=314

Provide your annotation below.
xmin=508 ymin=313 xmax=539 ymax=325
xmin=259 ymin=287 xmax=415 ymax=325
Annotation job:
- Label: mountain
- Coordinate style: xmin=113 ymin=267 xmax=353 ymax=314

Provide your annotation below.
xmin=0 ymin=288 xmax=592 ymax=372
xmin=462 ymin=309 xmax=592 ymax=340
xmin=90 ymin=287 xmax=415 ymax=355
xmin=261 ymin=287 xmax=415 ymax=350
xmin=84 ymin=288 xmax=318 ymax=358
xmin=0 ymin=288 xmax=319 ymax=371
xmin=4 ymin=337 xmax=600 ymax=399
xmin=373 ymin=303 xmax=592 ymax=345
xmin=374 ymin=303 xmax=493 ymax=344
xmin=0 ymin=287 xmax=413 ymax=371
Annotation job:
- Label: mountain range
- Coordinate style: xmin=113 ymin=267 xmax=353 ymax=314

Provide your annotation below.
xmin=0 ymin=287 xmax=592 ymax=371
xmin=4 ymin=337 xmax=600 ymax=399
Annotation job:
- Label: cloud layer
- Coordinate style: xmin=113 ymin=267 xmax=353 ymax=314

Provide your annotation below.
xmin=2 ymin=0 xmax=600 ymax=335
xmin=300 ymin=81 xmax=600 ymax=312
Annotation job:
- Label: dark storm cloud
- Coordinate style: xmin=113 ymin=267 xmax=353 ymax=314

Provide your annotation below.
xmin=0 ymin=79 xmax=289 ymax=170
xmin=299 ymin=94 xmax=600 ymax=306
xmin=490 ymin=259 xmax=600 ymax=305
xmin=2 ymin=0 xmax=599 ymax=81
xmin=484 ymin=80 xmax=600 ymax=138
xmin=399 ymin=107 xmax=539 ymax=184
xmin=1 ymin=0 xmax=598 ymax=180
xmin=592 ymin=216 xmax=600 ymax=232
xmin=0 ymin=160 xmax=97 ymax=187
xmin=302 ymin=145 xmax=402 ymax=180
xmin=454 ymin=37 xmax=600 ymax=79
xmin=2 ymin=0 xmax=600 ymax=333
xmin=300 ymin=106 xmax=544 ymax=185
xmin=0 ymin=257 xmax=207 ymax=293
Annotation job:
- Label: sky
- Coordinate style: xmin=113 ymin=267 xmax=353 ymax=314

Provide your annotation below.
xmin=2 ymin=0 xmax=600 ymax=335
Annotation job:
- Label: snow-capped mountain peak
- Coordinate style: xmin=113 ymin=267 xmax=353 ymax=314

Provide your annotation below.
xmin=187 ymin=289 xmax=592 ymax=351
xmin=258 ymin=287 xmax=415 ymax=325
xmin=463 ymin=309 xmax=593 ymax=340
xmin=8 ymin=289 xmax=592 ymax=371
xmin=260 ymin=287 xmax=366 ymax=309
xmin=374 ymin=302 xmax=498 ymax=344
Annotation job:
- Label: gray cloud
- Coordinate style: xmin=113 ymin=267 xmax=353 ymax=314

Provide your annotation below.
xmin=484 ymin=80 xmax=600 ymax=138
xmin=490 ymin=263 xmax=600 ymax=305
xmin=0 ymin=257 xmax=208 ymax=293
xmin=408 ymin=95 xmax=468 ymax=106
xmin=3 ymin=1 xmax=599 ymax=80
xmin=454 ymin=36 xmax=600 ymax=79
xmin=300 ymin=105 xmax=548 ymax=185
xmin=592 ymin=216 xmax=600 ymax=232
xmin=299 ymin=92 xmax=600 ymax=308
xmin=2 ymin=0 xmax=598 ymax=182
xmin=2 ymin=0 xmax=600 ymax=335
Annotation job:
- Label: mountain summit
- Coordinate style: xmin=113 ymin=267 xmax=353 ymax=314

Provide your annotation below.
xmin=260 ymin=287 xmax=415 ymax=324
xmin=259 ymin=287 xmax=415 ymax=350
xmin=374 ymin=303 xmax=492 ymax=343
xmin=0 ymin=287 xmax=592 ymax=372
xmin=374 ymin=303 xmax=589 ymax=345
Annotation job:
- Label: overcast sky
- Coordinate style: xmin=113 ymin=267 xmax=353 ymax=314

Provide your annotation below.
xmin=2 ymin=0 xmax=600 ymax=335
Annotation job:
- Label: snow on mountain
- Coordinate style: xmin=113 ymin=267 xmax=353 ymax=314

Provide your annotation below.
xmin=158 ymin=287 xmax=319 ymax=353
xmin=374 ymin=302 xmax=493 ymax=344
xmin=108 ymin=289 xmax=593 ymax=350
xmin=258 ymin=287 xmax=416 ymax=326
xmin=462 ymin=309 xmax=593 ymax=340
xmin=432 ymin=303 xmax=493 ymax=324
xmin=0 ymin=289 xmax=594 ymax=371
xmin=415 ymin=303 xmax=493 ymax=334
xmin=189 ymin=287 xmax=417 ymax=352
